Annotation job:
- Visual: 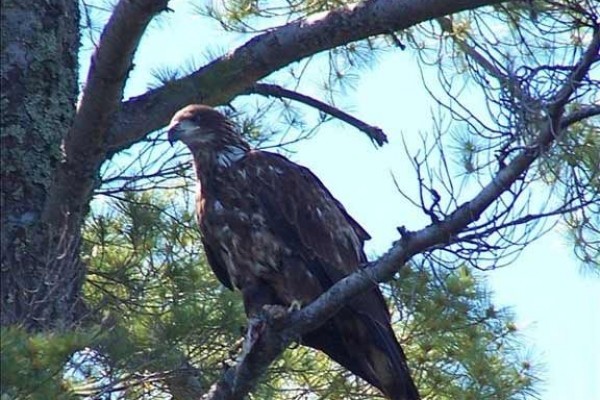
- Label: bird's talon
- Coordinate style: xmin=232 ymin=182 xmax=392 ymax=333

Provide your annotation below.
xmin=262 ymin=304 xmax=288 ymax=320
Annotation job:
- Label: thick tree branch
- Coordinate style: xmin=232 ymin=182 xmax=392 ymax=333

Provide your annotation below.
xmin=106 ymin=0 xmax=506 ymax=154
xmin=560 ymin=104 xmax=600 ymax=127
xmin=245 ymin=83 xmax=388 ymax=146
xmin=201 ymin=25 xmax=600 ymax=400
xmin=43 ymin=0 xmax=170 ymax=226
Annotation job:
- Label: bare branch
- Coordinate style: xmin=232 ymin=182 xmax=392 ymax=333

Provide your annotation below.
xmin=437 ymin=16 xmax=509 ymax=82
xmin=560 ymin=104 xmax=600 ymax=127
xmin=294 ymin=20 xmax=600 ymax=345
xmin=457 ymin=197 xmax=596 ymax=244
xmin=246 ymin=83 xmax=388 ymax=146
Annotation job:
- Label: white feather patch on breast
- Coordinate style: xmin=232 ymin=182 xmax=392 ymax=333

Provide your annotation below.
xmin=213 ymin=200 xmax=224 ymax=212
xmin=216 ymin=145 xmax=247 ymax=168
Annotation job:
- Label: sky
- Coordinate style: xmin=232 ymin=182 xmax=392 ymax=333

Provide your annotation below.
xmin=83 ymin=1 xmax=600 ymax=398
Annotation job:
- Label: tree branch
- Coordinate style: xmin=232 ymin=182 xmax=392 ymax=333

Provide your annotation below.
xmin=106 ymin=0 xmax=506 ymax=154
xmin=245 ymin=83 xmax=389 ymax=146
xmin=43 ymin=0 xmax=170 ymax=226
xmin=560 ymin=104 xmax=600 ymax=128
xmin=436 ymin=15 xmax=530 ymax=104
xmin=201 ymin=24 xmax=600 ymax=400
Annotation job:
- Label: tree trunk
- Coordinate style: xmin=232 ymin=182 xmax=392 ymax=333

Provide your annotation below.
xmin=1 ymin=0 xmax=83 ymax=330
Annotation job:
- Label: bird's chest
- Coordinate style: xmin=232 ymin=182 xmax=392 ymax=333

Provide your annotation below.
xmin=197 ymin=177 xmax=286 ymax=287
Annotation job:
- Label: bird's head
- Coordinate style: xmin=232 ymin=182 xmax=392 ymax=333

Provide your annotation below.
xmin=167 ymin=104 xmax=241 ymax=150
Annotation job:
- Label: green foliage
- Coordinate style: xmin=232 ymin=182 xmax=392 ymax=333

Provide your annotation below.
xmin=1 ymin=187 xmax=538 ymax=399
xmin=43 ymin=189 xmax=537 ymax=399
xmin=541 ymin=115 xmax=600 ymax=271
xmin=392 ymin=266 xmax=538 ymax=399
xmin=1 ymin=327 xmax=96 ymax=399
xmin=75 ymin=191 xmax=247 ymax=395
xmin=198 ymin=0 xmax=353 ymax=32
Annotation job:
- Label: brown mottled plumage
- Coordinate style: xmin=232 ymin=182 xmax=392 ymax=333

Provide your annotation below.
xmin=168 ymin=104 xmax=420 ymax=400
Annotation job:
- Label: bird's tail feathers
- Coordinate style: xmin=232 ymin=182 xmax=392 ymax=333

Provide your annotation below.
xmin=360 ymin=313 xmax=420 ymax=400
xmin=301 ymin=310 xmax=420 ymax=400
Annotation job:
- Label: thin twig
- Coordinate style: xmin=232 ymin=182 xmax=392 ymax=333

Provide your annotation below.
xmin=246 ymin=83 xmax=388 ymax=146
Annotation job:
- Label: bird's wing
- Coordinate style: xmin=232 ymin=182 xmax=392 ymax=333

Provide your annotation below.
xmin=238 ymin=151 xmax=419 ymax=399
xmin=243 ymin=151 xmax=370 ymax=279
xmin=201 ymin=236 xmax=234 ymax=290
xmin=196 ymin=149 xmax=419 ymax=399
xmin=236 ymin=151 xmax=392 ymax=319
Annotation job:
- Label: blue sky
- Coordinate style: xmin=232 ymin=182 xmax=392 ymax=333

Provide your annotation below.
xmin=84 ymin=1 xmax=600 ymax=397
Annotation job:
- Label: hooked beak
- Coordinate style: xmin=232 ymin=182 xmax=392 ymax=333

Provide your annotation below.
xmin=167 ymin=122 xmax=182 ymax=146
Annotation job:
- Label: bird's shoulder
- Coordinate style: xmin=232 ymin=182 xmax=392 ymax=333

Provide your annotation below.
xmin=231 ymin=150 xmax=371 ymax=240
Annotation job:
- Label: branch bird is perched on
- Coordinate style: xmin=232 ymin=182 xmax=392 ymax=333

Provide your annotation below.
xmin=168 ymin=104 xmax=420 ymax=400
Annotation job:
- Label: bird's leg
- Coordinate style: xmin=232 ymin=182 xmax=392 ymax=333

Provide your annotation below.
xmin=261 ymin=301 xmax=303 ymax=330
xmin=240 ymin=282 xmax=280 ymax=350
xmin=261 ymin=304 xmax=288 ymax=321
xmin=242 ymin=316 xmax=266 ymax=356
xmin=261 ymin=299 xmax=302 ymax=321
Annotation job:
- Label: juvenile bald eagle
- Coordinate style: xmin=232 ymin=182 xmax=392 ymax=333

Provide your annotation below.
xmin=168 ymin=104 xmax=420 ymax=400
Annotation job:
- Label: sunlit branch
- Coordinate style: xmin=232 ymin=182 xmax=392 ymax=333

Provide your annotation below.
xmin=560 ymin=104 xmax=600 ymax=127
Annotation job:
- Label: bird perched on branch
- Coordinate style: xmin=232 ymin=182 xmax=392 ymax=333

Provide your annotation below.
xmin=168 ymin=104 xmax=420 ymax=400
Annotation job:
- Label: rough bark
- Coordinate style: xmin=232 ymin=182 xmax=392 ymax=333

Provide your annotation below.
xmin=1 ymin=0 xmax=81 ymax=329
xmin=42 ymin=0 xmax=170 ymax=229
xmin=1 ymin=0 xmax=171 ymax=330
